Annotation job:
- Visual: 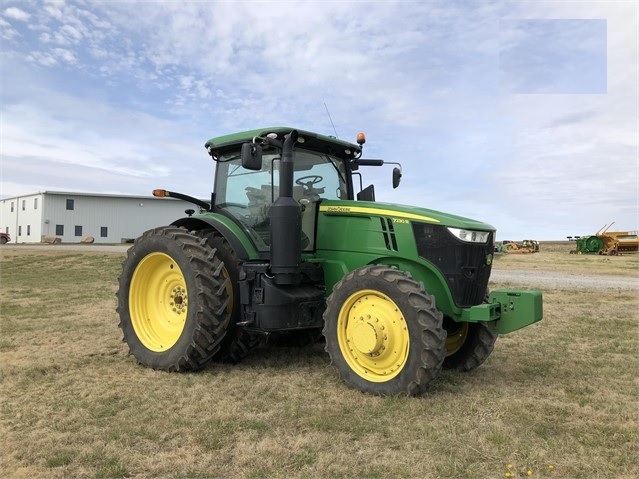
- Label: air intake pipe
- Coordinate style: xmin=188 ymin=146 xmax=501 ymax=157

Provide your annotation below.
xmin=270 ymin=130 xmax=302 ymax=285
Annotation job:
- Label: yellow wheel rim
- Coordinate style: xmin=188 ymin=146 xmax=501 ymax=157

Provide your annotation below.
xmin=445 ymin=322 xmax=469 ymax=356
xmin=336 ymin=289 xmax=409 ymax=382
xmin=129 ymin=252 xmax=188 ymax=352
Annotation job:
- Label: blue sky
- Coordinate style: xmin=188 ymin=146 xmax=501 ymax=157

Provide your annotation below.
xmin=1 ymin=0 xmax=637 ymax=240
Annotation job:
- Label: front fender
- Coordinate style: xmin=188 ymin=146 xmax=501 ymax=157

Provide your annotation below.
xmin=310 ymin=250 xmax=461 ymax=318
xmin=373 ymin=256 xmax=461 ymax=319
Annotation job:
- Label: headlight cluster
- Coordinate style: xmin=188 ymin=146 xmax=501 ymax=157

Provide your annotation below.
xmin=447 ymin=227 xmax=490 ymax=243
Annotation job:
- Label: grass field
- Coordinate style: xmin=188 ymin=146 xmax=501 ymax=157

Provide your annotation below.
xmin=1 ymin=244 xmax=637 ymax=478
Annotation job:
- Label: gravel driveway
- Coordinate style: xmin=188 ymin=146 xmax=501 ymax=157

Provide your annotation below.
xmin=490 ymin=269 xmax=638 ymax=291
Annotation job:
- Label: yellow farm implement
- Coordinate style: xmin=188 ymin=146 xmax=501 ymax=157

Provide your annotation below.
xmin=498 ymin=240 xmax=539 ymax=254
xmin=570 ymin=223 xmax=638 ymax=255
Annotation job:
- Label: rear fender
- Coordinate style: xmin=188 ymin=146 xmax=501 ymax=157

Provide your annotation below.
xmin=171 ymin=214 xmax=259 ymax=260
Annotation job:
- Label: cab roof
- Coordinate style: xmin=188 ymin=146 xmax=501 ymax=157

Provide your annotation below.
xmin=204 ymin=127 xmax=362 ymax=159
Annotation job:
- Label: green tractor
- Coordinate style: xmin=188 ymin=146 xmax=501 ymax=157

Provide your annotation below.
xmin=116 ymin=127 xmax=543 ymax=396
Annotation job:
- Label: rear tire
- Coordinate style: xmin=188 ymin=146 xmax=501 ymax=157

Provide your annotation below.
xmin=323 ymin=265 xmax=446 ymax=396
xmin=116 ymin=226 xmax=231 ymax=371
xmin=199 ymin=232 xmax=263 ymax=363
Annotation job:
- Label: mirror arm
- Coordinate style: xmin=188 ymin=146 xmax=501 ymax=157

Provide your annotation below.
xmin=355 ymin=159 xmax=384 ymax=167
xmin=383 ymin=161 xmax=402 ymax=173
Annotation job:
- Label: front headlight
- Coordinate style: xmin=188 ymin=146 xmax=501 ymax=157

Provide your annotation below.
xmin=447 ymin=227 xmax=490 ymax=243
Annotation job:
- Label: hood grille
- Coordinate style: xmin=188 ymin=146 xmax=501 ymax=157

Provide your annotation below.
xmin=412 ymin=223 xmax=493 ymax=307
xmin=380 ymin=217 xmax=398 ymax=251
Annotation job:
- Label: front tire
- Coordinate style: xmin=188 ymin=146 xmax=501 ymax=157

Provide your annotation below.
xmin=443 ymin=320 xmax=497 ymax=371
xmin=116 ymin=226 xmax=231 ymax=371
xmin=323 ymin=265 xmax=446 ymax=396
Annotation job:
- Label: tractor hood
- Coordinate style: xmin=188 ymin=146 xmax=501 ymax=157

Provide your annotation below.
xmin=319 ymin=200 xmax=496 ymax=232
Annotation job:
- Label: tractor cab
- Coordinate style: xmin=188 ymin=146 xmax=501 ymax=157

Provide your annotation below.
xmin=204 ymin=127 xmax=400 ymax=253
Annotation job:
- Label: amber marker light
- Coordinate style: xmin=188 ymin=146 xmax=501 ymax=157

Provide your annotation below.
xmin=152 ymin=189 xmax=168 ymax=197
xmin=356 ymin=132 xmax=366 ymax=146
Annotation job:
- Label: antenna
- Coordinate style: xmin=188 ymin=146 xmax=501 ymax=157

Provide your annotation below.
xmin=324 ymin=102 xmax=338 ymax=138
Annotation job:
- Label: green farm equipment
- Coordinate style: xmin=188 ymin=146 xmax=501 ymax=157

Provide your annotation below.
xmin=572 ymin=235 xmax=605 ymax=254
xmin=571 ymin=223 xmax=638 ymax=255
xmin=116 ymin=128 xmax=543 ymax=396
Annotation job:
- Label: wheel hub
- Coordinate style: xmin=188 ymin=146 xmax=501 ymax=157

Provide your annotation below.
xmin=350 ymin=317 xmax=384 ymax=354
xmin=170 ymin=286 xmax=187 ymax=314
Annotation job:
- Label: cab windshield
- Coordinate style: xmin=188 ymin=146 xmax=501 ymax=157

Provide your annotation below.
xmin=214 ymin=147 xmax=347 ymax=251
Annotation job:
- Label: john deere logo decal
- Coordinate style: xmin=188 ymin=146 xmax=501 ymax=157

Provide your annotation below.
xmin=320 ymin=205 xmax=440 ymax=223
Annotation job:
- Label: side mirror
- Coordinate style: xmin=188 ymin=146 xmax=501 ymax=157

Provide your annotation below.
xmin=392 ymin=167 xmax=402 ymax=189
xmin=357 ymin=184 xmax=376 ymax=201
xmin=241 ymin=142 xmax=262 ymax=170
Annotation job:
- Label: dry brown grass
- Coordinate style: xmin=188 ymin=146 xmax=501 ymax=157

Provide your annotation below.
xmin=1 ymin=246 xmax=637 ymax=479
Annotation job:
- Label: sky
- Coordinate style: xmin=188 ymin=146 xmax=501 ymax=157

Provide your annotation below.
xmin=0 ymin=0 xmax=637 ymax=241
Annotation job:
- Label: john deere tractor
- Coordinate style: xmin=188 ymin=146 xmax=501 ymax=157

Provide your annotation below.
xmin=116 ymin=127 xmax=543 ymax=396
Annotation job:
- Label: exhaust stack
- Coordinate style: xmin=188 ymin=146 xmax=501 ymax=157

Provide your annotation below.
xmin=269 ymin=130 xmax=302 ymax=285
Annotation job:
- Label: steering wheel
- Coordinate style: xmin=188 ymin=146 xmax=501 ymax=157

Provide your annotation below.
xmin=295 ymin=175 xmax=323 ymax=189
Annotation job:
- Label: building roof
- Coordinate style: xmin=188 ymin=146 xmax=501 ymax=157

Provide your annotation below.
xmin=0 ymin=190 xmax=176 ymax=202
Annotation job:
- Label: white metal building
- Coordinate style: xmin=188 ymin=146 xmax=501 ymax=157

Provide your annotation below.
xmin=0 ymin=191 xmax=202 ymax=244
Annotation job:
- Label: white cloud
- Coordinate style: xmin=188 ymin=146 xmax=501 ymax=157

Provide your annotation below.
xmin=0 ymin=16 xmax=19 ymax=40
xmin=53 ymin=47 xmax=77 ymax=64
xmin=3 ymin=7 xmax=29 ymax=21
xmin=26 ymin=50 xmax=58 ymax=66
xmin=42 ymin=0 xmax=64 ymax=21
